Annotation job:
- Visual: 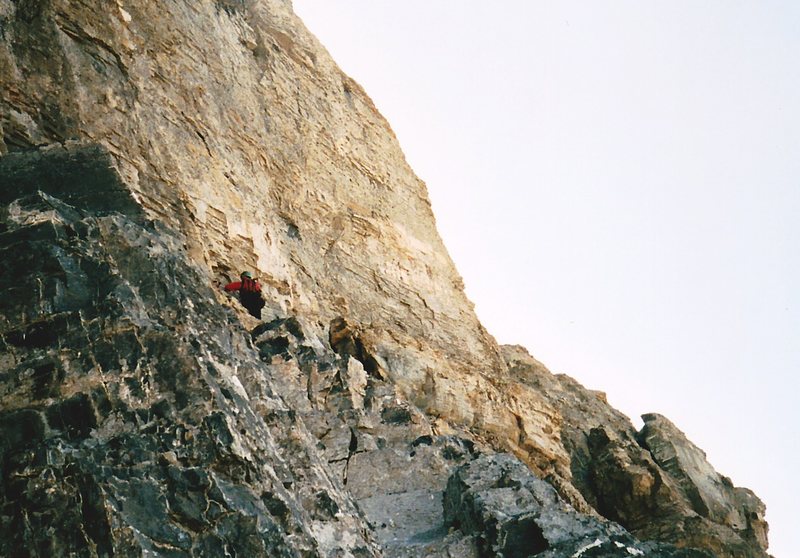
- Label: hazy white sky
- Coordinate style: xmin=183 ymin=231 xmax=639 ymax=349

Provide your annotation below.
xmin=293 ymin=2 xmax=799 ymax=556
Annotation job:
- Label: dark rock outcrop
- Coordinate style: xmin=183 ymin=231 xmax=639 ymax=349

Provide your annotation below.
xmin=443 ymin=453 xmax=713 ymax=558
xmin=0 ymin=180 xmax=379 ymax=556
xmin=636 ymin=413 xmax=768 ymax=554
xmin=0 ymin=143 xmax=141 ymax=216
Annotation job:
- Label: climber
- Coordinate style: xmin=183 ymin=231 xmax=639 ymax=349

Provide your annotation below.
xmin=224 ymin=271 xmax=266 ymax=319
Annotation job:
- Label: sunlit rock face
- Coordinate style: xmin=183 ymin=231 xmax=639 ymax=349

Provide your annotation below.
xmin=0 ymin=0 xmax=501 ymax=397
xmin=0 ymin=1 xmax=769 ymax=556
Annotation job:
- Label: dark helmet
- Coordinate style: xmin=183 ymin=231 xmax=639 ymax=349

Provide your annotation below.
xmin=241 ymin=271 xmax=253 ymax=279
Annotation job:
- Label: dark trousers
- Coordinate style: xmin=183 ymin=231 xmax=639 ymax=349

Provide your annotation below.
xmin=240 ymin=291 xmax=265 ymax=319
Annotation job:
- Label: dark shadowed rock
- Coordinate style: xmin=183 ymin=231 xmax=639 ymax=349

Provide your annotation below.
xmin=0 ymin=188 xmax=379 ymax=557
xmin=443 ymin=453 xmax=713 ymax=558
xmin=638 ymin=413 xmax=769 ymax=552
xmin=0 ymin=143 xmax=143 ymax=217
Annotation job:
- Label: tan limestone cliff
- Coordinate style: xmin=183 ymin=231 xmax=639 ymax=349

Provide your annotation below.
xmin=0 ymin=0 xmax=520 ymax=442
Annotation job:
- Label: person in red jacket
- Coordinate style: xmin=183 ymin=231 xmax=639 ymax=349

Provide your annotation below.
xmin=224 ymin=271 xmax=265 ymax=319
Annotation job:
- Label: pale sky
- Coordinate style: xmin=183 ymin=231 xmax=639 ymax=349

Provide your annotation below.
xmin=292 ymin=2 xmax=799 ymax=556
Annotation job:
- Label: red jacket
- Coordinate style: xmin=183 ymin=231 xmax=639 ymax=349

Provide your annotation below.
xmin=224 ymin=278 xmax=262 ymax=293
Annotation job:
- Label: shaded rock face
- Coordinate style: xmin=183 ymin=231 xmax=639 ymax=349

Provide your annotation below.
xmin=443 ymin=454 xmax=714 ymax=558
xmin=0 ymin=1 xmax=771 ymax=557
xmin=636 ymin=414 xmax=769 ymax=553
xmin=0 ymin=183 xmax=380 ymax=556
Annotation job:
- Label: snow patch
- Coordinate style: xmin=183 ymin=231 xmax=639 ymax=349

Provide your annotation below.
xmin=572 ymin=539 xmax=603 ymax=558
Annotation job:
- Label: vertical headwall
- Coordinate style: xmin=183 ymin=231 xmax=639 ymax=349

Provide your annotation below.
xmin=0 ymin=0 xmax=504 ymax=399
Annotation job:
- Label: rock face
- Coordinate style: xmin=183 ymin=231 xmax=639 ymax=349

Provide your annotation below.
xmin=502 ymin=346 xmax=769 ymax=557
xmin=0 ymin=185 xmax=381 ymax=556
xmin=0 ymin=0 xmax=504 ymax=429
xmin=443 ymin=454 xmax=714 ymax=558
xmin=636 ymin=414 xmax=768 ymax=554
xmin=0 ymin=1 xmax=770 ymax=557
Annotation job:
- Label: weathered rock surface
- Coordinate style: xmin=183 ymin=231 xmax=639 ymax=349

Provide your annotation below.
xmin=0 ymin=0 xmax=506 ymax=437
xmin=0 ymin=185 xmax=381 ymax=556
xmin=0 ymin=1 xmax=771 ymax=557
xmin=503 ymin=346 xmax=770 ymax=557
xmin=636 ymin=414 xmax=768 ymax=554
xmin=443 ymin=453 xmax=713 ymax=558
